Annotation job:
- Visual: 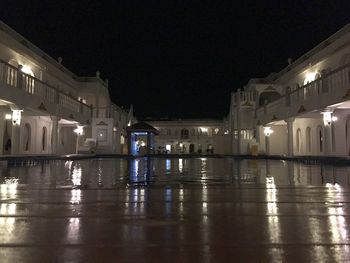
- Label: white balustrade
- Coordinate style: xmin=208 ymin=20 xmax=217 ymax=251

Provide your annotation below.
xmin=0 ymin=59 xmax=91 ymax=116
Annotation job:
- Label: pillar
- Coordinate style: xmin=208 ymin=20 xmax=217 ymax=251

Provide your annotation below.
xmin=51 ymin=116 xmax=59 ymax=154
xmin=286 ymin=118 xmax=295 ymax=157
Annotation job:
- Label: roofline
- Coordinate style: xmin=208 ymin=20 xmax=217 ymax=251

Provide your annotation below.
xmin=0 ymin=20 xmax=108 ymax=87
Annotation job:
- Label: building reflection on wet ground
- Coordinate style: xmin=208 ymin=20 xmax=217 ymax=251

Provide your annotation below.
xmin=0 ymin=158 xmax=350 ymax=262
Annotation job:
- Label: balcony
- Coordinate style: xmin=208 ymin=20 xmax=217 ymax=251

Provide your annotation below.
xmin=256 ymin=63 xmax=350 ymax=124
xmin=0 ymin=59 xmax=91 ymax=123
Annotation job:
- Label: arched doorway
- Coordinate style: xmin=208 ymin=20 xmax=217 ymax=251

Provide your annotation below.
xmin=317 ymin=125 xmax=323 ymax=153
xmin=296 ymin=129 xmax=302 ymax=153
xmin=23 ymin=123 xmax=31 ymax=152
xmin=2 ymin=119 xmax=11 ymax=154
xmin=42 ymin=126 xmax=47 ymax=151
xmin=259 ymin=91 xmax=281 ymax=106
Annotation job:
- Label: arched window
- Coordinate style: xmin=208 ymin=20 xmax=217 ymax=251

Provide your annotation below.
xmin=317 ymin=126 xmax=323 ymax=153
xmin=305 ymin=127 xmax=311 ymax=153
xmin=23 ymin=123 xmax=31 ymax=151
xmin=190 ymin=129 xmax=195 ymax=136
xmin=42 ymin=126 xmax=47 ymax=151
xmin=296 ymin=128 xmax=302 ymax=152
xmin=259 ymin=91 xmax=281 ymax=106
xmin=180 ymin=129 xmax=189 ymax=139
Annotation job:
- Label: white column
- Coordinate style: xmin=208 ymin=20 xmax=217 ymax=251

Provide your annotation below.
xmin=286 ymin=118 xmax=295 ymax=157
xmin=51 ymin=116 xmax=60 ymax=154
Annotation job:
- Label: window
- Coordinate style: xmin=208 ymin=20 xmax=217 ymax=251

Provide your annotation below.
xmin=180 ymin=129 xmax=189 ymax=139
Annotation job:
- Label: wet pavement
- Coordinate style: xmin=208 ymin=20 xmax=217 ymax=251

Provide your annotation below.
xmin=0 ymin=158 xmax=350 ymax=262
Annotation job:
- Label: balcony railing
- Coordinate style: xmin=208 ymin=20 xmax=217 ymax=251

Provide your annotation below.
xmin=0 ymin=59 xmax=91 ymax=116
xmin=256 ymin=63 xmax=350 ymax=121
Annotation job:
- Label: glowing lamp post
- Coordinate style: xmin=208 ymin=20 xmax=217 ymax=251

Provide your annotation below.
xmin=263 ymin=127 xmax=273 ymax=137
xmin=74 ymin=125 xmax=84 ymax=154
xmin=264 ymin=126 xmax=273 ymax=155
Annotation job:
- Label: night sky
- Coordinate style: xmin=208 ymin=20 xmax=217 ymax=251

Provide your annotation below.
xmin=0 ymin=1 xmax=349 ymax=119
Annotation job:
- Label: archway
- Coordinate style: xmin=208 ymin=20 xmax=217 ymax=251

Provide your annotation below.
xmin=259 ymin=91 xmax=281 ymax=106
xmin=296 ymin=129 xmax=302 ymax=153
xmin=42 ymin=126 xmax=47 ymax=151
xmin=317 ymin=126 xmax=323 ymax=153
xmin=23 ymin=123 xmax=31 ymax=152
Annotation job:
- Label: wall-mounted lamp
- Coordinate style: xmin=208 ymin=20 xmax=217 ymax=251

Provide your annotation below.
xmin=264 ymin=126 xmax=273 ymax=137
xmin=12 ymin=110 xmax=23 ymax=125
xmin=73 ymin=125 xmax=84 ymax=136
xmin=5 ymin=114 xmax=12 ymax=120
xmin=321 ymin=111 xmax=334 ymax=126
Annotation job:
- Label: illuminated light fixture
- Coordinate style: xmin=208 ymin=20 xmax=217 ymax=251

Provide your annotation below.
xmin=127 ymin=121 xmax=131 ymax=127
xmin=263 ymin=126 xmax=273 ymax=137
xmin=224 ymin=130 xmax=229 ymax=135
xmin=20 ymin=65 xmax=34 ymax=76
xmin=303 ymin=72 xmax=318 ymax=85
xmin=11 ymin=110 xmax=22 ymax=125
xmin=140 ymin=141 xmax=146 ymax=147
xmin=5 ymin=114 xmax=12 ymax=120
xmin=200 ymin=127 xmax=208 ymax=133
xmin=321 ymin=111 xmax=332 ymax=126
xmin=332 ymin=116 xmax=338 ymax=122
xmin=113 ymin=127 xmax=117 ymax=132
xmin=73 ymin=125 xmax=84 ymax=136
xmin=179 ymin=143 xmax=183 ymax=147
xmin=99 ymin=133 xmax=103 ymax=137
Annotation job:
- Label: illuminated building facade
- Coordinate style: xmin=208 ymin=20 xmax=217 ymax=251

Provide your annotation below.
xmin=146 ymin=119 xmax=231 ymax=154
xmin=0 ymin=20 xmax=134 ymax=155
xmin=229 ymin=23 xmax=350 ymax=157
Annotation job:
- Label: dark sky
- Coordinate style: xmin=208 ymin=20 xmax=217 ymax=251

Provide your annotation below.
xmin=0 ymin=1 xmax=349 ymax=119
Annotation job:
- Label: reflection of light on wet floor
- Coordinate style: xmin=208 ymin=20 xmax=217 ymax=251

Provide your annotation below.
xmin=266 ymin=177 xmax=281 ymax=244
xmin=70 ymin=189 xmax=81 ymax=204
xmin=67 ymin=217 xmax=81 ymax=243
xmin=0 ymin=203 xmax=17 ymax=233
xmin=200 ymin=158 xmax=207 ymax=178
xmin=72 ymin=164 xmax=82 ymax=186
xmin=179 ymin=159 xmax=183 ymax=173
xmin=325 ymin=184 xmax=349 ymax=260
xmin=166 ymin=159 xmax=171 ymax=171
xmin=1 ymin=178 xmax=18 ymax=198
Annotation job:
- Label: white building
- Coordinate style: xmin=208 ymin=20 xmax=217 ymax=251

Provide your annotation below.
xmin=229 ymin=22 xmax=350 ymax=157
xmin=0 ymin=20 xmax=134 ymax=155
xmin=146 ymin=119 xmax=231 ymax=154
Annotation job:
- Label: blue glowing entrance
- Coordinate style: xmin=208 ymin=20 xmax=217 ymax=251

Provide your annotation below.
xmin=126 ymin=122 xmax=159 ymax=156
